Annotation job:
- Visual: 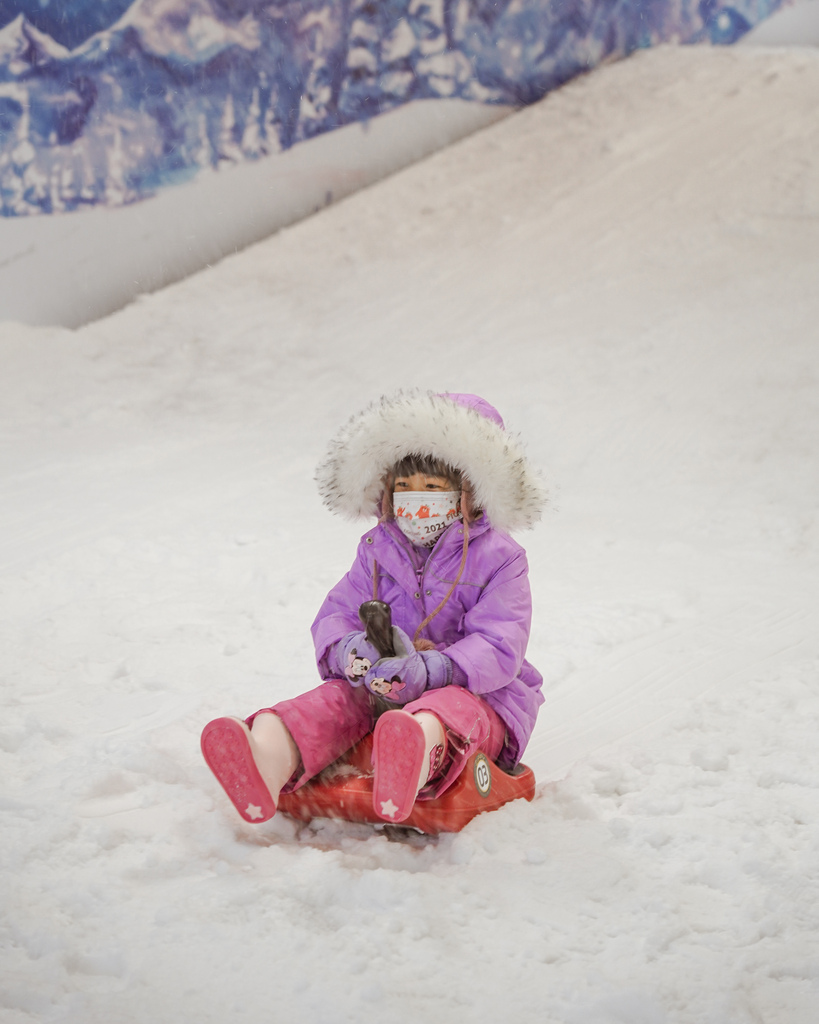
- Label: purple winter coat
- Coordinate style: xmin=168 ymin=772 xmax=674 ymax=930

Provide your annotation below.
xmin=311 ymin=514 xmax=543 ymax=768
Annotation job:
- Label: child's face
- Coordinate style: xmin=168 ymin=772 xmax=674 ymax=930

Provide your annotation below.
xmin=394 ymin=472 xmax=457 ymax=493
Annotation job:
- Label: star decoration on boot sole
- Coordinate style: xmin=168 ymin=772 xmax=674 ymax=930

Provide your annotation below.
xmin=379 ymin=798 xmax=399 ymax=819
xmin=245 ymin=803 xmax=264 ymax=820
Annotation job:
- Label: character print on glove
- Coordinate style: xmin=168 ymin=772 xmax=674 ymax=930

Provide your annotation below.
xmin=362 ymin=625 xmax=452 ymax=704
xmin=345 ymin=648 xmax=372 ymax=682
xmin=337 ymin=631 xmax=382 ymax=687
xmin=367 ymin=675 xmax=406 ymax=699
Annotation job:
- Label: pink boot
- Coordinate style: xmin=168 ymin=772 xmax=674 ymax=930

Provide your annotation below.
xmin=201 ymin=714 xmax=299 ymax=824
xmin=372 ymin=711 xmax=446 ymax=823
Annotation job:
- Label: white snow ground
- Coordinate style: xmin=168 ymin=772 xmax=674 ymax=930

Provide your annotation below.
xmin=1 ymin=43 xmax=818 ymax=1024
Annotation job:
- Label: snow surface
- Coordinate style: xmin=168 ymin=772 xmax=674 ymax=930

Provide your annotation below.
xmin=1 ymin=43 xmax=818 ymax=1024
xmin=740 ymin=0 xmax=819 ymax=45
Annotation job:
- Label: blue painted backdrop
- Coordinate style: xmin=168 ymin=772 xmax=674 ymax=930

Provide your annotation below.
xmin=0 ymin=0 xmax=784 ymax=217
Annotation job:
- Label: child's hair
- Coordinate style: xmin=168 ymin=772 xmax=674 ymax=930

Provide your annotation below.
xmin=391 ymin=454 xmax=462 ymax=488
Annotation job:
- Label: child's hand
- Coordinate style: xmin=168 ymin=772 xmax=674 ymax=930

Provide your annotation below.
xmin=364 ymin=652 xmax=425 ymax=703
xmin=363 ymin=627 xmax=451 ymax=704
xmin=336 ymin=631 xmax=382 ymax=686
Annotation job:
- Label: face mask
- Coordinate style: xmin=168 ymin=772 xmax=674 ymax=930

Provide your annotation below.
xmin=393 ymin=491 xmax=462 ymax=547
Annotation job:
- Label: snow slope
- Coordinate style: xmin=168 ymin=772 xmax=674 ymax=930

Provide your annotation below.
xmin=740 ymin=0 xmax=819 ymax=44
xmin=1 ymin=43 xmax=818 ymax=1023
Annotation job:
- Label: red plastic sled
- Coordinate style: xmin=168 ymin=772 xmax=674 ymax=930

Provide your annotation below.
xmin=277 ymin=733 xmax=536 ymax=834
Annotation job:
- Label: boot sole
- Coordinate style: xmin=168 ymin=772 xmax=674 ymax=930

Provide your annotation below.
xmin=372 ymin=711 xmax=425 ymax=823
xmin=201 ymin=717 xmax=277 ymax=823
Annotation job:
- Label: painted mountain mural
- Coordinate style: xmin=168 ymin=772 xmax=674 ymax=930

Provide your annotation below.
xmin=0 ymin=0 xmax=784 ymax=217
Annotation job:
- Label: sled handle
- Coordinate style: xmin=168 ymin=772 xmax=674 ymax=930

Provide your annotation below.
xmin=358 ymin=600 xmax=396 ymax=658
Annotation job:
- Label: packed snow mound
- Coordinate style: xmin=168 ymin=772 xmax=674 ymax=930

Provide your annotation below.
xmin=0 ymin=0 xmax=786 ymax=218
xmin=1 ymin=45 xmax=818 ymax=1024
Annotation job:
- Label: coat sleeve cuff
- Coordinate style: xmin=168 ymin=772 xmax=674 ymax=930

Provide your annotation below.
xmin=448 ymin=657 xmax=469 ymax=688
xmin=418 ymin=650 xmax=454 ymax=689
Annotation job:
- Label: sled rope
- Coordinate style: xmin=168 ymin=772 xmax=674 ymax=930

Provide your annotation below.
xmin=413 ymin=516 xmax=470 ymax=645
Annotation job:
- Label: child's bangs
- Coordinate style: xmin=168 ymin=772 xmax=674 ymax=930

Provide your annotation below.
xmin=392 ymin=454 xmax=462 ymax=487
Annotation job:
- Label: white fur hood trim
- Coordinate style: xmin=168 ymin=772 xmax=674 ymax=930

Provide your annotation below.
xmin=315 ymin=391 xmax=547 ymax=533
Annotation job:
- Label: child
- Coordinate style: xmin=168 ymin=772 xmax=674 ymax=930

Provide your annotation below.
xmin=201 ymin=391 xmax=546 ymax=825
